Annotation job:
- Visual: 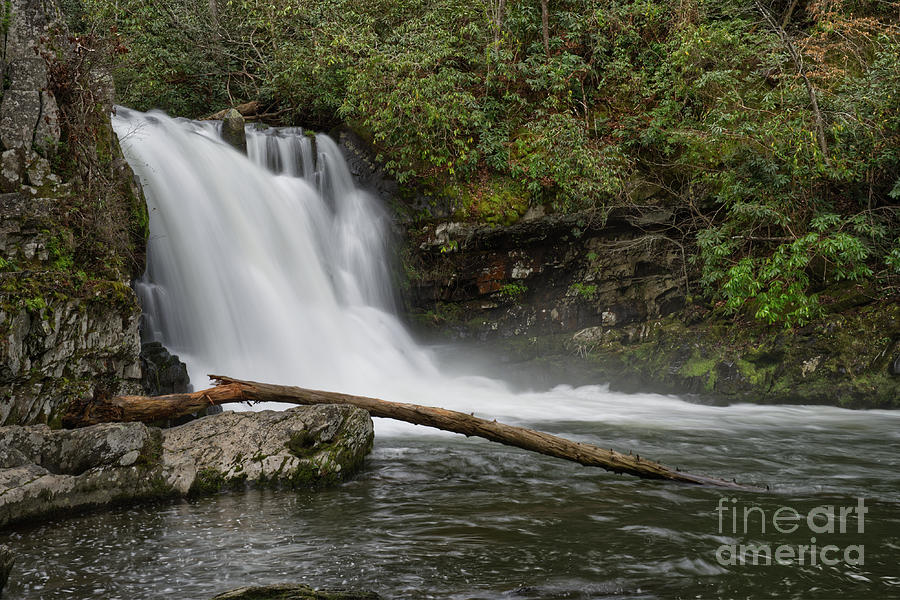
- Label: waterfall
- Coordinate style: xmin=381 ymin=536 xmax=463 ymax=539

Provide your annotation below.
xmin=116 ymin=108 xmax=439 ymax=399
xmin=112 ymin=107 xmax=893 ymax=437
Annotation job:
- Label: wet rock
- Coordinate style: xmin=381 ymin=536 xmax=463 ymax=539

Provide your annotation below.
xmin=221 ymin=109 xmax=246 ymax=153
xmin=333 ymin=126 xmax=398 ymax=208
xmin=891 ymin=354 xmax=900 ymax=377
xmin=211 ymin=584 xmax=380 ymax=600
xmin=0 ymin=406 xmax=373 ymax=526
xmin=0 ymin=422 xmax=169 ymax=527
xmin=140 ymin=341 xmax=191 ymax=396
xmin=406 ymin=209 xmax=684 ymax=341
xmin=162 ymin=406 xmax=373 ymax=495
xmin=0 ymin=545 xmax=12 ymax=597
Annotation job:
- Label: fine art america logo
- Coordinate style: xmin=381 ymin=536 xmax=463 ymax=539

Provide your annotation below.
xmin=714 ymin=497 xmax=867 ymax=566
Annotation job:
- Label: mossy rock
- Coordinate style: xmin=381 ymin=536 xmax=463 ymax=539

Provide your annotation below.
xmin=444 ymin=176 xmax=530 ymax=226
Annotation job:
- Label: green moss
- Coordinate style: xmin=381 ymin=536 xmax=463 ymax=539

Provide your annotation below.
xmin=190 ymin=468 xmax=229 ymax=495
xmin=412 ymin=302 xmax=463 ymax=326
xmin=569 ymin=282 xmax=598 ymax=301
xmin=445 ymin=177 xmax=530 ymax=226
xmin=498 ymin=282 xmax=527 ymax=301
xmin=287 ymin=429 xmax=321 ymax=457
xmin=678 ymin=355 xmax=718 ymax=378
xmin=735 ymin=358 xmax=774 ymax=387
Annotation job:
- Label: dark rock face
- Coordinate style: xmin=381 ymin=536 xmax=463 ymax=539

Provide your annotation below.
xmin=0 ymin=545 xmax=13 ymax=597
xmin=0 ymin=406 xmax=373 ymax=527
xmin=333 ymin=126 xmax=398 ymax=208
xmin=405 ymin=208 xmax=685 ymax=341
xmin=211 ymin=584 xmax=380 ymax=600
xmin=891 ymin=353 xmax=900 ymax=377
xmin=400 ymin=209 xmax=900 ymax=408
xmin=140 ymin=341 xmax=191 ymax=396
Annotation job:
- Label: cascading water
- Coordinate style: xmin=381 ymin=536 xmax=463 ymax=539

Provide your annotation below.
xmin=121 ymin=107 xmax=440 ymax=405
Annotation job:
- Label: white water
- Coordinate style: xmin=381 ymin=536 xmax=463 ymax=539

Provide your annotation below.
xmin=112 ymin=108 xmax=900 ymax=439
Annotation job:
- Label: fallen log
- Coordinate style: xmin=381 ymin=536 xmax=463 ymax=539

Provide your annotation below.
xmin=63 ymin=375 xmax=758 ymax=490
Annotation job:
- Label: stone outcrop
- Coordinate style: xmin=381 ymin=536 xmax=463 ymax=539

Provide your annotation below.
xmin=220 ymin=108 xmax=247 ymax=153
xmin=0 ymin=406 xmax=373 ymax=527
xmin=333 ymin=126 xmax=401 ymax=210
xmin=0 ymin=299 xmax=143 ymax=426
xmin=0 ymin=421 xmax=166 ymax=526
xmin=563 ymin=297 xmax=900 ymax=408
xmin=0 ymin=0 xmax=62 ymax=154
xmin=211 ymin=584 xmax=380 ymax=600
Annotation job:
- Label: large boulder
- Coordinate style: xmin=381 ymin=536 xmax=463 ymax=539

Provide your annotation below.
xmin=0 ymin=422 xmax=168 ymax=527
xmin=0 ymin=406 xmax=373 ymax=527
xmin=221 ymin=108 xmax=247 ymax=154
xmin=162 ymin=405 xmax=373 ymax=495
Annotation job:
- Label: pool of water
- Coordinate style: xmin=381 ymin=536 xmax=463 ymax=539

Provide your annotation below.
xmin=5 ymin=406 xmax=899 ymax=599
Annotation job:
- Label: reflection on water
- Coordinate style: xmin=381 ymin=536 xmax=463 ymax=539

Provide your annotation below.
xmin=5 ymin=416 xmax=899 ymax=599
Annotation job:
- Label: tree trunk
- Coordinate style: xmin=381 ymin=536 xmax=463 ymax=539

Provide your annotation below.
xmin=493 ymin=0 xmax=506 ymax=57
xmin=781 ymin=0 xmax=799 ymax=29
xmin=541 ymin=0 xmax=550 ymax=56
xmin=63 ymin=376 xmax=757 ymax=490
xmin=209 ymin=0 xmax=219 ymax=26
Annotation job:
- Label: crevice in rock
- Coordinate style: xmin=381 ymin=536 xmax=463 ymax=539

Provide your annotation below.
xmin=31 ymin=84 xmax=43 ymax=149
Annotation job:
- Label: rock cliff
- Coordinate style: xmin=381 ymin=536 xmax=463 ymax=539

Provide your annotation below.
xmin=0 ymin=0 xmax=154 ymax=425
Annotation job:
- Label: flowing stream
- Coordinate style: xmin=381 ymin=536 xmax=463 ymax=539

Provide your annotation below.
xmin=3 ymin=109 xmax=899 ymax=599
